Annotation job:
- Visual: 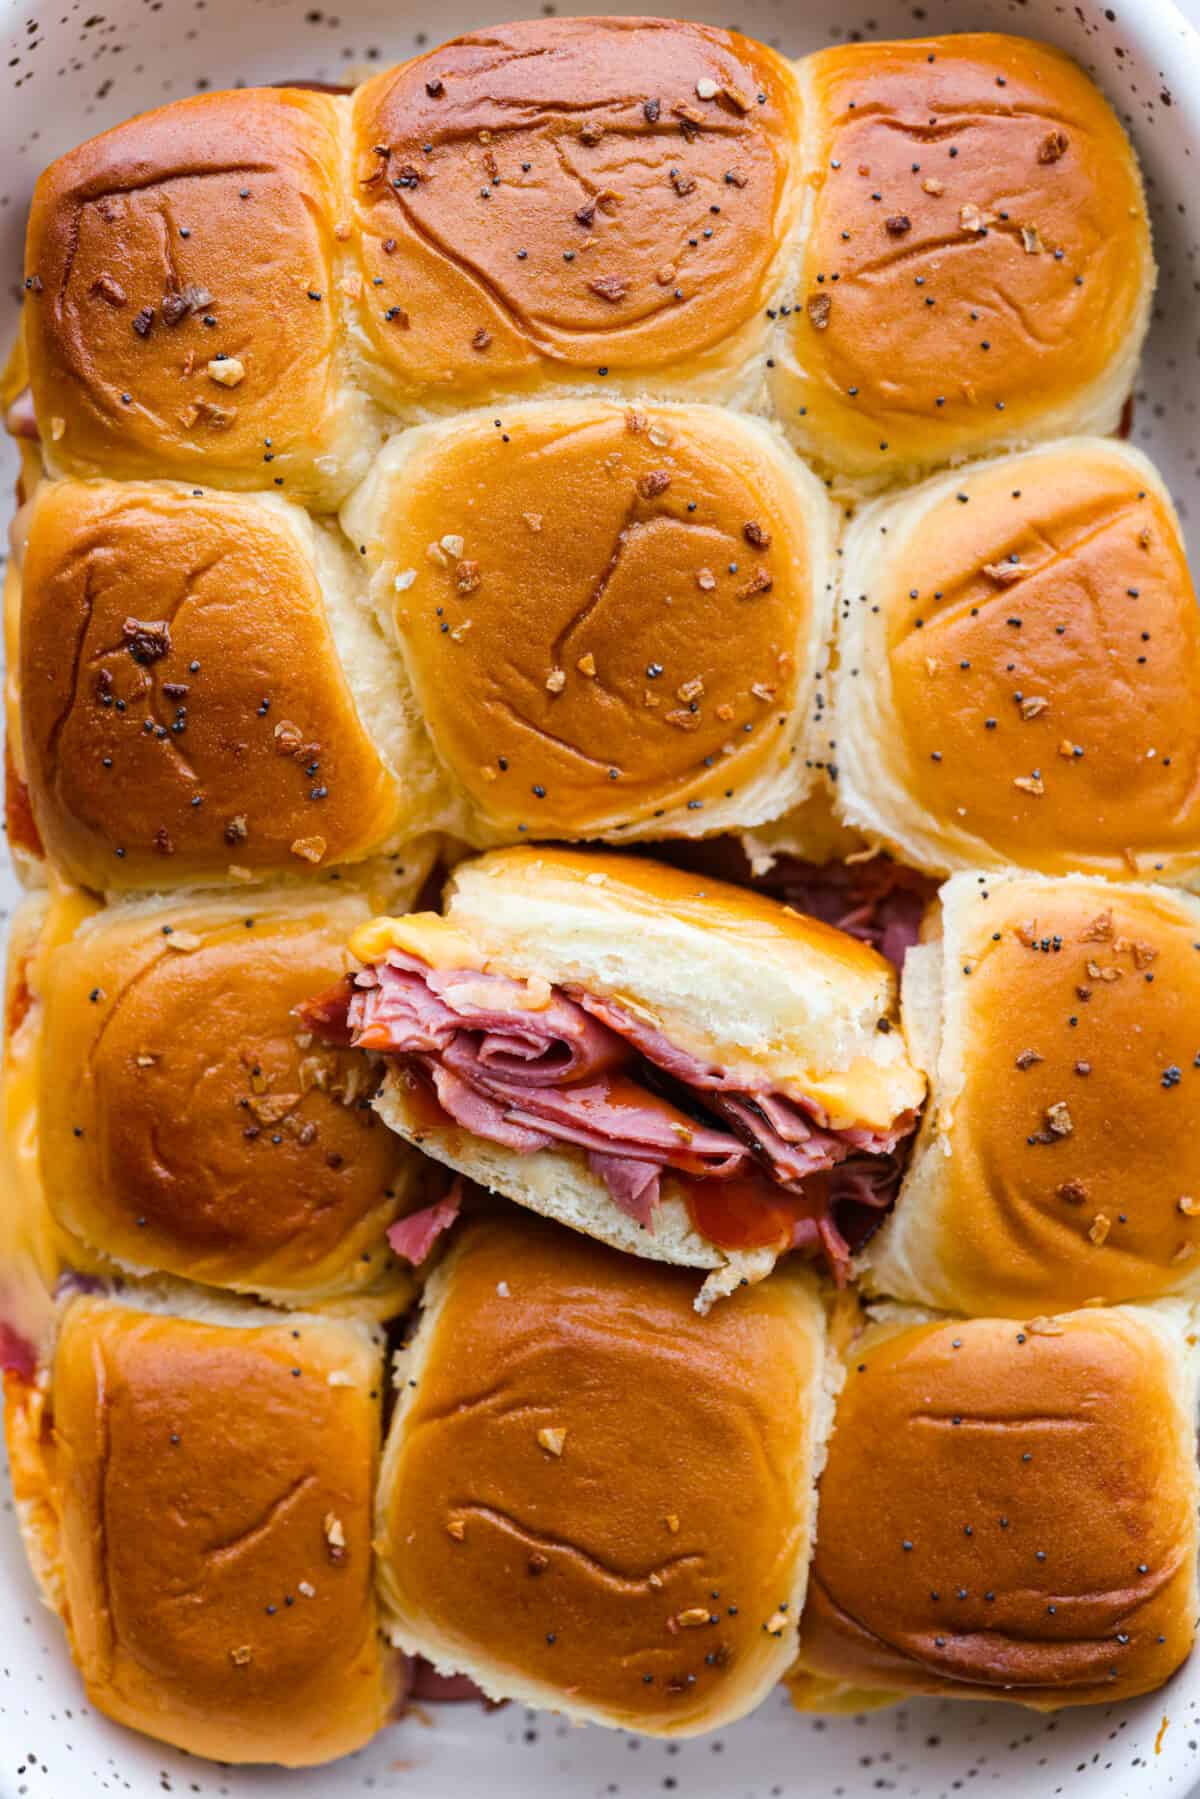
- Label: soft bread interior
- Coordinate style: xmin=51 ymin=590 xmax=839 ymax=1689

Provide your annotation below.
xmin=374 ymin=1068 xmax=776 ymax=1310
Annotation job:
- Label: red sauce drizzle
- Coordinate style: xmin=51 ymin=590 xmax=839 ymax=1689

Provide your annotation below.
xmin=5 ymin=740 xmax=43 ymax=859
xmin=396 ymin=1065 xmax=456 ymax=1135
xmin=6 ymin=963 xmax=33 ymax=1039
xmin=294 ymin=977 xmax=356 ymax=1046
xmin=682 ymin=1169 xmax=833 ymax=1254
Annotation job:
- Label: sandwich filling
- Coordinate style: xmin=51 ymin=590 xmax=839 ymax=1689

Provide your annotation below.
xmin=304 ymin=950 xmax=916 ymax=1278
xmin=757 ymin=857 xmax=934 ymax=971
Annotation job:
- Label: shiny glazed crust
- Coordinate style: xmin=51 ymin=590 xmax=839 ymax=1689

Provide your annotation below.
xmin=833 ymin=440 xmax=1200 ymax=879
xmin=793 ymin=1303 xmax=1199 ymax=1708
xmin=866 ymin=874 xmax=1200 ymax=1313
xmin=4 ymin=1294 xmax=400 ymax=1765
xmin=29 ymin=886 xmax=423 ymax=1307
xmin=341 ymin=400 xmax=835 ymax=842
xmin=349 ymin=18 xmax=804 ymax=411
xmin=376 ymin=1210 xmax=835 ymax=1733
xmin=773 ymin=34 xmax=1152 ymax=481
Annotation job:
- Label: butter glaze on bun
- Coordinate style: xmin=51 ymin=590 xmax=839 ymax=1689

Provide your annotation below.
xmin=16 ymin=29 xmax=1151 ymax=495
xmin=25 ymin=886 xmax=424 ymax=1308
xmin=349 ymin=17 xmax=803 ymax=411
xmin=341 ymin=401 xmax=836 ymax=843
xmin=773 ymin=34 xmax=1152 ymax=482
xmin=16 ymin=479 xmax=413 ymax=890
xmin=791 ymin=1303 xmax=1199 ymax=1709
xmin=4 ymin=1291 xmax=399 ymax=1764
xmin=833 ymin=440 xmax=1200 ymax=880
xmin=376 ymin=1209 xmax=835 ymax=1734
xmin=869 ymin=873 xmax=1200 ymax=1314
xmin=22 ymin=89 xmax=375 ymax=506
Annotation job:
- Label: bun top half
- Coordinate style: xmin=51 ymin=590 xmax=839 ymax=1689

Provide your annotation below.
xmin=376 ymin=1208 xmax=830 ymax=1734
xmin=28 ymin=885 xmax=422 ymax=1307
xmin=16 ymin=479 xmax=409 ymax=890
xmin=5 ymin=1292 xmax=398 ymax=1765
xmin=795 ymin=1303 xmax=1199 ymax=1708
xmin=350 ymin=18 xmax=803 ymax=410
xmin=774 ymin=33 xmax=1152 ymax=480
xmin=868 ymin=873 xmax=1200 ymax=1314
xmin=835 ymin=439 xmax=1200 ymax=881
xmin=342 ymin=400 xmax=834 ymax=844
xmin=22 ymin=89 xmax=373 ymax=506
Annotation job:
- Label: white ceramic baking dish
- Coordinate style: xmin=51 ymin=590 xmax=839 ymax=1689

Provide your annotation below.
xmin=2 ymin=0 xmax=1199 ymax=1792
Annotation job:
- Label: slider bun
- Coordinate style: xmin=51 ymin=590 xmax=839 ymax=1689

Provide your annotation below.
xmin=3 ymin=888 xmax=98 ymax=1333
xmin=868 ymin=874 xmax=1200 ymax=1314
xmin=793 ymin=1302 xmax=1199 ymax=1708
xmin=373 ymin=1062 xmax=777 ymax=1303
xmin=773 ymin=34 xmax=1153 ymax=482
xmin=376 ymin=1210 xmax=835 ymax=1734
xmin=17 ymin=479 xmax=414 ymax=890
xmin=4 ymin=1289 xmax=399 ymax=1764
xmin=23 ymin=88 xmax=375 ymax=507
xmin=32 ymin=887 xmax=425 ymax=1309
xmin=342 ymin=401 xmax=836 ymax=844
xmin=833 ymin=440 xmax=1200 ymax=879
xmin=350 ymin=19 xmax=803 ymax=413
xmin=4 ymin=534 xmax=44 ymax=883
xmin=358 ymin=846 xmax=924 ymax=1130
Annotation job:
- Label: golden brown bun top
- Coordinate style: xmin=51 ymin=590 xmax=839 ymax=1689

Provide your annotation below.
xmin=783 ymin=34 xmax=1150 ymax=473
xmin=800 ymin=1307 xmax=1197 ymax=1706
xmin=45 ymin=1296 xmax=397 ymax=1765
xmin=36 ymin=889 xmax=417 ymax=1302
xmin=377 ymin=1210 xmax=822 ymax=1732
xmin=19 ymin=480 xmax=401 ymax=889
xmin=355 ymin=403 xmax=823 ymax=836
xmin=23 ymin=89 xmax=359 ymax=501
xmin=351 ymin=18 xmax=800 ymax=403
xmin=877 ymin=444 xmax=1200 ymax=877
xmin=934 ymin=877 xmax=1200 ymax=1310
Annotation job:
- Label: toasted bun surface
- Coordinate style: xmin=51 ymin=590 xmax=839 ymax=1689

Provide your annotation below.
xmin=18 ymin=480 xmax=406 ymax=889
xmin=342 ymin=402 xmax=834 ymax=842
xmin=869 ymin=875 xmax=1200 ymax=1314
xmin=354 ymin=846 xmax=924 ymax=1129
xmin=834 ymin=440 xmax=1200 ymax=879
xmin=34 ymin=888 xmax=421 ymax=1307
xmin=23 ymin=89 xmax=373 ymax=506
xmin=376 ymin=1209 xmax=833 ymax=1733
xmin=794 ymin=1304 xmax=1199 ymax=1708
xmin=774 ymin=35 xmax=1152 ymax=481
xmin=350 ymin=19 xmax=801 ymax=411
xmin=8 ymin=1294 xmax=398 ymax=1764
